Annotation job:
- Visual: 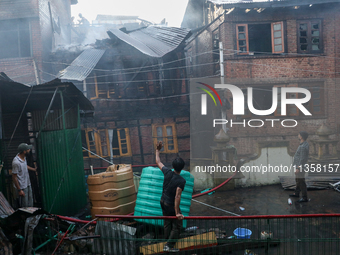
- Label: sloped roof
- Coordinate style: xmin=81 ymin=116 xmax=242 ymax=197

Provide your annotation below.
xmin=0 ymin=74 xmax=93 ymax=113
xmin=107 ymin=26 xmax=191 ymax=58
xmin=208 ymin=0 xmax=340 ymax=7
xmin=58 ymin=49 xmax=105 ymax=81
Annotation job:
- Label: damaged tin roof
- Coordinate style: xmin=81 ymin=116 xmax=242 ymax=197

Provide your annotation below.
xmin=58 ymin=49 xmax=105 ymax=81
xmin=0 ymin=73 xmax=94 ymax=113
xmin=208 ymin=0 xmax=340 ymax=7
xmin=108 ymin=26 xmax=191 ymax=58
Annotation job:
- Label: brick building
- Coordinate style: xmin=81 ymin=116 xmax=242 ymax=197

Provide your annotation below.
xmin=56 ymin=26 xmax=191 ymax=169
xmin=184 ymin=0 xmax=340 ymax=159
xmin=0 ymin=0 xmax=76 ymax=85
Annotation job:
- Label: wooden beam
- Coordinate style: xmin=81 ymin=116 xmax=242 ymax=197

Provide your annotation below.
xmin=139 ymin=231 xmax=218 ymax=255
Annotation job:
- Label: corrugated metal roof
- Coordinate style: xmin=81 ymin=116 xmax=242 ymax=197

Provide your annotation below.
xmin=208 ymin=0 xmax=340 ymax=7
xmin=108 ymin=26 xmax=191 ymax=58
xmin=0 ymin=76 xmax=94 ymax=113
xmin=58 ymin=49 xmax=105 ymax=81
xmin=93 ymin=221 xmax=136 ymax=255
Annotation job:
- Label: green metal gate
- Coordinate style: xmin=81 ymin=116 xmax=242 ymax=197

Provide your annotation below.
xmin=38 ymin=128 xmax=87 ymax=215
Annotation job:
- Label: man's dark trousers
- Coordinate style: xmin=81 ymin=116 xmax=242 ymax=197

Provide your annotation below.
xmin=295 ymin=171 xmax=307 ymax=199
xmin=160 ymin=200 xmax=182 ymax=248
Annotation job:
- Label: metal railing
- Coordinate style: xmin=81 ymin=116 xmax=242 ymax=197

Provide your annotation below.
xmin=93 ymin=214 xmax=340 ymax=255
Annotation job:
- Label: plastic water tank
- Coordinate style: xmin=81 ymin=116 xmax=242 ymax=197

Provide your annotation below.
xmin=87 ymin=164 xmax=136 ymax=218
xmin=134 ymin=166 xmax=194 ymax=227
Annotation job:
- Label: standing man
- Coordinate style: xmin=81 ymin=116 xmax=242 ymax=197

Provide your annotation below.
xmin=156 ymin=141 xmax=186 ymax=253
xmin=290 ymin=131 xmax=310 ymax=202
xmin=12 ymin=143 xmax=34 ymax=208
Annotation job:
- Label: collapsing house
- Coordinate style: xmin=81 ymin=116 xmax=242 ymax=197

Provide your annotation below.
xmin=56 ymin=26 xmax=192 ymax=169
xmin=0 ymin=73 xmax=94 ymax=215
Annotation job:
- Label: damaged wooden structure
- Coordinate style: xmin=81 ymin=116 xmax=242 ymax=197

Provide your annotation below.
xmin=55 ymin=26 xmax=192 ymax=169
xmin=0 ymin=73 xmax=94 ymax=215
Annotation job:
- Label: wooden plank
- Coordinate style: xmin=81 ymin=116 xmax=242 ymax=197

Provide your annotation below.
xmin=139 ymin=231 xmax=218 ymax=255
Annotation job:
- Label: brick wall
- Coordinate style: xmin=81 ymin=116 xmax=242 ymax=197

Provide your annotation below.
xmin=0 ymin=0 xmax=73 ymax=84
xmin=187 ymin=3 xmax=340 ymax=157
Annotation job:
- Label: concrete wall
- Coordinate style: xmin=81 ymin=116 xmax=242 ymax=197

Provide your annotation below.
xmin=236 ymin=142 xmax=294 ymax=187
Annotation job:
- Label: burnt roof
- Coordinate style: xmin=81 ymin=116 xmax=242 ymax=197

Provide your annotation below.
xmin=107 ymin=26 xmax=191 ymax=58
xmin=58 ymin=49 xmax=105 ymax=81
xmin=208 ymin=0 xmax=340 ymax=8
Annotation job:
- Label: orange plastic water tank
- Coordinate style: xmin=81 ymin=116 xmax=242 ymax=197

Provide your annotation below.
xmin=87 ymin=164 xmax=136 ymax=218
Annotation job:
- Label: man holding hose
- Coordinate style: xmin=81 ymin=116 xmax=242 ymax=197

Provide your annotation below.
xmin=156 ymin=141 xmax=186 ymax=253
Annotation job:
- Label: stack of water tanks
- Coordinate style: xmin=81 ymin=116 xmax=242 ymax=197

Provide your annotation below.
xmin=134 ymin=166 xmax=194 ymax=227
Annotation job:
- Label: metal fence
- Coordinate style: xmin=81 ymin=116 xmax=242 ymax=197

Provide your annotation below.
xmin=94 ymin=214 xmax=340 ymax=255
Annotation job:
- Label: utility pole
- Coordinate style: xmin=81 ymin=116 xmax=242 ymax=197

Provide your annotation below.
xmin=219 ymin=42 xmax=227 ymax=133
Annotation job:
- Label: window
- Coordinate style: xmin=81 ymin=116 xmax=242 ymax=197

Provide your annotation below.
xmin=82 ymin=128 xmax=131 ymax=158
xmin=274 ymin=85 xmax=299 ymax=117
xmin=109 ymin=128 xmax=131 ymax=157
xmin=297 ymin=20 xmax=322 ymax=54
xmin=238 ymin=84 xmax=324 ymax=118
xmin=152 ymin=123 xmax=178 ymax=153
xmin=236 ymin=22 xmax=285 ymax=55
xmin=242 ymin=87 xmax=275 ymax=118
xmin=82 ymin=129 xmax=101 ymax=158
xmin=91 ymin=72 xmax=117 ymax=99
xmin=146 ymin=71 xmax=161 ymax=96
xmin=0 ymin=19 xmax=32 ymax=59
xmin=300 ymin=84 xmax=324 ymax=115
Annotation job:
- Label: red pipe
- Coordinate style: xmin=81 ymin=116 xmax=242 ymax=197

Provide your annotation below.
xmin=192 ymin=172 xmax=237 ymax=198
xmin=56 ymin=215 xmax=97 ymax=224
xmin=55 ymin=211 xmax=340 ymax=225
xmin=54 ymin=212 xmax=134 ymax=225
xmin=96 ymin=213 xmax=340 ymax=220
xmin=52 ymin=229 xmax=69 ymax=255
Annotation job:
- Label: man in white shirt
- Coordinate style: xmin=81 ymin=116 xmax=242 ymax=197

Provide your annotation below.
xmin=12 ymin=143 xmax=35 ymax=207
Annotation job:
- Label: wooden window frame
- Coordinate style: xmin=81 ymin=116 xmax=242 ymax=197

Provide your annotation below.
xmin=91 ymin=72 xmax=116 ymax=100
xmin=236 ymin=24 xmax=249 ymax=55
xmin=83 ymin=128 xmax=102 ymax=158
xmin=299 ymin=83 xmax=324 ymax=116
xmin=297 ymin=19 xmax=323 ymax=54
xmin=271 ymin=21 xmax=285 ymax=54
xmin=152 ymin=123 xmax=178 ymax=154
xmin=274 ymin=85 xmax=299 ymax=117
xmin=110 ymin=128 xmax=132 ymax=157
xmin=82 ymin=128 xmax=132 ymax=158
xmin=236 ymin=22 xmax=286 ymax=55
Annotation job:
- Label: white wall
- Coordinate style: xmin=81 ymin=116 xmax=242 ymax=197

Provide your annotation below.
xmin=235 ymin=146 xmax=294 ymax=187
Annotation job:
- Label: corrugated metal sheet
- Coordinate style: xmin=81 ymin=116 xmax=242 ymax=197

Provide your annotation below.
xmin=279 ymin=176 xmax=340 ymax=190
xmin=58 ymin=49 xmax=105 ymax=81
xmin=0 ymin=192 xmax=14 ymax=217
xmin=108 ymin=26 xmax=191 ymax=58
xmin=93 ymin=221 xmax=136 ymax=255
xmin=208 ymin=0 xmax=340 ymax=7
xmin=38 ymin=128 xmax=87 ymax=215
xmin=32 ymin=108 xmax=77 ymax=132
